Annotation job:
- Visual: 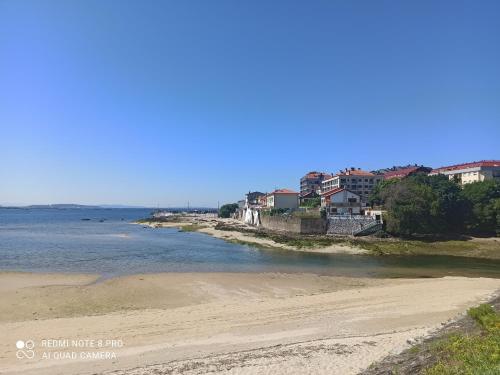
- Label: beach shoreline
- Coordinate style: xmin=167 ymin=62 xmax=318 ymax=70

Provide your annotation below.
xmin=1 ymin=271 xmax=499 ymax=375
xmin=135 ymin=214 xmax=500 ymax=259
xmin=136 ymin=216 xmax=370 ymax=255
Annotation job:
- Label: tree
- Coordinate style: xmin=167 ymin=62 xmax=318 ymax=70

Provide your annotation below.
xmin=380 ymin=180 xmax=437 ymax=236
xmin=219 ymin=203 xmax=239 ymax=218
xmin=375 ymin=175 xmax=500 ymax=237
xmin=461 ymin=181 xmax=500 ymax=235
xmin=409 ymin=174 xmax=468 ymax=233
xmin=369 ymin=178 xmax=398 ymax=206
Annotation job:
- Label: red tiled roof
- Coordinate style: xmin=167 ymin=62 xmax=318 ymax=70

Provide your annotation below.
xmin=328 ymin=169 xmax=374 ymax=178
xmin=340 ymin=169 xmax=374 ymax=177
xmin=270 ymin=188 xmax=298 ymax=195
xmin=320 ymin=187 xmax=358 ymax=198
xmin=431 ymin=160 xmax=500 ymax=173
xmin=303 ymin=171 xmax=333 ymax=179
xmin=384 ymin=166 xmax=420 ymax=179
xmin=320 ymin=187 xmax=344 ymax=197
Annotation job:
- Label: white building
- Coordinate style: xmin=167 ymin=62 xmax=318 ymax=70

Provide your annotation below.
xmin=320 ymin=188 xmax=362 ymax=215
xmin=266 ymin=189 xmax=299 ymax=209
xmin=429 ymin=160 xmax=500 ymax=185
xmin=321 ymin=168 xmax=383 ymax=203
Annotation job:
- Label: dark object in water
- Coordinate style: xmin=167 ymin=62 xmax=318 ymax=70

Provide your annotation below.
xmin=99 ymin=219 xmax=106 ymax=222
xmin=81 ymin=218 xmax=91 ymax=221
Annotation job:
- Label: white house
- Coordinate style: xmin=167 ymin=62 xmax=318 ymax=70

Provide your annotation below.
xmin=320 ymin=188 xmax=362 ymax=215
xmin=266 ymin=189 xmax=299 ymax=209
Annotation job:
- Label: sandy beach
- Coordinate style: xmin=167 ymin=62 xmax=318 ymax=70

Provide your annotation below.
xmin=1 ymin=272 xmax=499 ymax=375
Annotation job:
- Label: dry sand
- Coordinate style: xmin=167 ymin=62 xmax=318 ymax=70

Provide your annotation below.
xmin=1 ymin=272 xmax=499 ymax=375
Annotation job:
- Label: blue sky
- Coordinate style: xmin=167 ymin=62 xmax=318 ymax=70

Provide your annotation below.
xmin=1 ymin=1 xmax=499 ymax=207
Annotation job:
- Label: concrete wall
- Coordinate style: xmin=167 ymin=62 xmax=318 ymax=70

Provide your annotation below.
xmin=260 ymin=215 xmax=326 ymax=234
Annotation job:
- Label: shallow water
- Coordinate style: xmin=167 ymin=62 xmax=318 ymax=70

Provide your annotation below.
xmin=0 ymin=208 xmax=499 ymax=279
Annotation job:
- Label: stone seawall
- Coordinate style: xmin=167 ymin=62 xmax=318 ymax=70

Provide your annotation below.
xmin=260 ymin=215 xmax=327 ymax=234
xmin=327 ymin=216 xmax=378 ymax=235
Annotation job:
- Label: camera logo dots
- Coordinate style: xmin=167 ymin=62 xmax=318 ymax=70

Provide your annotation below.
xmin=16 ymin=339 xmax=35 ymax=359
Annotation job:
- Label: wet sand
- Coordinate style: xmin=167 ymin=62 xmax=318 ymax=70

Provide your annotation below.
xmin=1 ymin=272 xmax=499 ymax=375
xmin=140 ymin=217 xmax=369 ymax=255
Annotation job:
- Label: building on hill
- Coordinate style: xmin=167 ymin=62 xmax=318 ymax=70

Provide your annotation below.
xmin=372 ymin=164 xmax=430 ymax=176
xmin=300 ymin=171 xmax=333 ymax=195
xmin=267 ymin=189 xmax=299 ymax=209
xmin=383 ymin=165 xmax=432 ymax=180
xmin=321 ymin=168 xmax=383 ymax=203
xmin=320 ymin=188 xmax=362 ymax=215
xmin=429 ymin=160 xmax=500 ymax=185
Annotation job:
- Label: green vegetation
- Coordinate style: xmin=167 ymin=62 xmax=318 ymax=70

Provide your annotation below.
xmin=462 ymin=181 xmax=500 ymax=236
xmin=370 ymin=175 xmax=500 ymax=237
xmin=300 ymin=197 xmax=321 ymax=208
xmin=179 ymin=224 xmax=207 ymax=232
xmin=213 ymin=222 xmax=500 ymax=258
xmin=218 ymin=203 xmax=239 ymax=218
xmin=424 ymin=304 xmax=500 ymax=375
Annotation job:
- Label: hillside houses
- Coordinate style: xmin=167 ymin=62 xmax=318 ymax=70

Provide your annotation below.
xmin=429 ymin=160 xmax=500 ymax=185
xmin=234 ymin=159 xmax=499 ymax=225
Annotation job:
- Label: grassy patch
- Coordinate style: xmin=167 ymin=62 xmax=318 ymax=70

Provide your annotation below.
xmin=423 ymin=304 xmax=500 ymax=375
xmin=179 ymin=224 xmax=206 ymax=232
xmin=352 ymin=238 xmax=500 ymax=259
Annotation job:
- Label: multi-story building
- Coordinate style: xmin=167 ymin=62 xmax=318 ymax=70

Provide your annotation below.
xmin=429 ymin=160 xmax=500 ymax=185
xmin=320 ymin=188 xmax=362 ymax=215
xmin=266 ymin=189 xmax=299 ymax=209
xmin=300 ymin=171 xmax=333 ymax=195
xmin=321 ymin=168 xmax=383 ymax=203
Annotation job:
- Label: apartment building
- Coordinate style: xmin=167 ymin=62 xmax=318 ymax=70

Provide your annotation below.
xmin=321 ymin=168 xmax=382 ymax=203
xmin=300 ymin=171 xmax=333 ymax=195
xmin=429 ymin=160 xmax=500 ymax=185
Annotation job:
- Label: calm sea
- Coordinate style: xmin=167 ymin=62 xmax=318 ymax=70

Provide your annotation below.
xmin=0 ymin=208 xmax=499 ymax=279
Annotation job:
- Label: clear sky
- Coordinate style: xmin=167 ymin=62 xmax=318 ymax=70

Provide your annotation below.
xmin=1 ymin=1 xmax=499 ymax=207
